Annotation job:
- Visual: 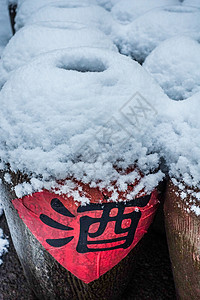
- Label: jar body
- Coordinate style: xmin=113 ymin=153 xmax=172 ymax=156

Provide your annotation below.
xmin=164 ymin=180 xmax=200 ymax=300
xmin=1 ymin=182 xmax=142 ymax=300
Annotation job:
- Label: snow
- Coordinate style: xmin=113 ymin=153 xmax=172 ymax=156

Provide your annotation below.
xmin=17 ymin=4 xmax=116 ymax=35
xmin=7 ymin=0 xmax=18 ymax=4
xmin=0 ymin=23 xmax=117 ymax=86
xmin=0 ymin=47 xmax=169 ymax=201
xmin=0 ymin=185 xmax=9 ymax=265
xmin=0 ymin=229 xmax=9 ymax=265
xmin=0 ymin=0 xmax=12 ymax=56
xmin=15 ymin=0 xmax=98 ymax=31
xmin=143 ymin=36 xmax=200 ymax=100
xmin=0 ymin=193 xmax=3 ymax=217
xmin=0 ymin=187 xmax=9 ymax=264
xmin=96 ymin=0 xmax=121 ymax=11
xmin=112 ymin=5 xmax=200 ymax=63
xmin=191 ymin=205 xmax=200 ymax=216
xmin=153 ymin=92 xmax=200 ymax=194
xmin=111 ymin=0 xmax=180 ymax=24
xmin=183 ymin=0 xmax=200 ymax=8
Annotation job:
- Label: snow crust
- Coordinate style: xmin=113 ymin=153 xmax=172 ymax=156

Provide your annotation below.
xmin=112 ymin=5 xmax=200 ymax=62
xmin=111 ymin=0 xmax=180 ymax=24
xmin=0 ymin=23 xmax=117 ymax=86
xmin=143 ymin=36 xmax=200 ymax=100
xmin=15 ymin=0 xmax=98 ymax=30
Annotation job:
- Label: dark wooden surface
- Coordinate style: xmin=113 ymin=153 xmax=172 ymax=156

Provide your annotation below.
xmin=164 ymin=181 xmax=200 ymax=300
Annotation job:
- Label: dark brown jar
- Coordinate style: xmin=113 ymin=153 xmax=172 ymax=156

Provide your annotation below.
xmin=164 ymin=180 xmax=200 ymax=300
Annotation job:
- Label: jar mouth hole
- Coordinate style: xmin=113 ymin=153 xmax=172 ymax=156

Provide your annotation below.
xmin=58 ymin=57 xmax=107 ymax=73
xmin=163 ymin=6 xmax=198 ymax=13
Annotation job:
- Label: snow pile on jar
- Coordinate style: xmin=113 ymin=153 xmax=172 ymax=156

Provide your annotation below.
xmin=18 ymin=2 xmax=116 ymax=35
xmin=0 ymin=48 xmax=170 ymax=201
xmin=143 ymin=36 xmax=200 ymax=101
xmin=0 ymin=22 xmax=117 ymax=87
xmin=111 ymin=0 xmax=180 ymax=24
xmin=14 ymin=0 xmax=99 ymax=30
xmin=112 ymin=5 xmax=200 ymax=63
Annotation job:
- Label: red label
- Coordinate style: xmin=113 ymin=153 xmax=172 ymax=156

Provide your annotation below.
xmin=12 ymin=185 xmax=159 ymax=283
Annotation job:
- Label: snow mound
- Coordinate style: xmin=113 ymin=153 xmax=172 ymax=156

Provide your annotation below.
xmin=15 ymin=0 xmax=97 ymax=30
xmin=143 ymin=36 xmax=200 ymax=100
xmin=112 ymin=5 xmax=200 ymax=63
xmin=148 ymin=91 xmax=200 ymax=191
xmin=23 ymin=4 xmax=116 ymax=35
xmin=111 ymin=0 xmax=180 ymax=24
xmin=0 ymin=47 xmax=169 ymax=200
xmin=0 ymin=23 xmax=117 ymax=86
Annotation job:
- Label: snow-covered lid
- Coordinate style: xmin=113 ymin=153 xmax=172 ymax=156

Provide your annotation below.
xmin=21 ymin=4 xmax=115 ymax=35
xmin=0 ymin=47 xmax=169 ymax=199
xmin=112 ymin=5 xmax=200 ymax=62
xmin=143 ymin=36 xmax=200 ymax=100
xmin=15 ymin=0 xmax=98 ymax=30
xmin=0 ymin=23 xmax=117 ymax=86
xmin=111 ymin=0 xmax=180 ymax=24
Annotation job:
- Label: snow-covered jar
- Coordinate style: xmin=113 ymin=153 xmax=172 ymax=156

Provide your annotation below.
xmin=0 ymin=23 xmax=117 ymax=87
xmin=112 ymin=5 xmax=200 ymax=63
xmin=0 ymin=47 xmax=168 ymax=299
xmin=143 ymin=36 xmax=200 ymax=101
xmin=14 ymin=0 xmax=98 ymax=31
xmin=164 ymin=180 xmax=200 ymax=299
xmin=111 ymin=0 xmax=180 ymax=24
xmin=162 ymin=92 xmax=200 ymax=299
xmin=16 ymin=2 xmax=116 ymax=34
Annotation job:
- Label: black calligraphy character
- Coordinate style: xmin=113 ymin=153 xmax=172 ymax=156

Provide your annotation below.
xmin=40 ymin=194 xmax=151 ymax=252
xmin=76 ymin=194 xmax=151 ymax=253
xmin=40 ymin=198 xmax=75 ymax=247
